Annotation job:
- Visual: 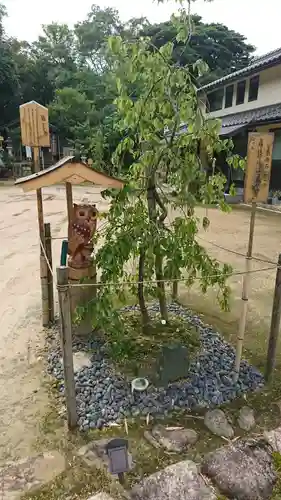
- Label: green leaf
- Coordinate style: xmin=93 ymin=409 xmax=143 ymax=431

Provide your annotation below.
xmin=193 ymin=58 xmax=209 ymax=77
xmin=159 ymin=41 xmax=173 ymax=59
xmin=176 ymin=26 xmax=189 ymax=43
xmin=108 ymin=36 xmax=122 ymax=54
xmin=229 ymin=183 xmax=236 ymax=197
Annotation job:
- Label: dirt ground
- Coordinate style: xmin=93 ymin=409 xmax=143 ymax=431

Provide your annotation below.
xmin=0 ymin=184 xmax=109 ymax=464
xmin=179 ymin=205 xmax=281 ymax=371
xmin=1 ymin=184 xmax=281 ymax=465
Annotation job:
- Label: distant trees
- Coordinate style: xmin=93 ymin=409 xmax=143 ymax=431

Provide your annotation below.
xmin=141 ymin=14 xmax=255 ymax=84
xmin=0 ymin=2 xmax=255 ymax=171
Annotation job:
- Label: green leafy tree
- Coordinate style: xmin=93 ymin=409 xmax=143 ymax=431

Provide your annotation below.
xmin=89 ymin=30 xmax=243 ymax=333
xmin=33 ymin=23 xmax=77 ymax=71
xmin=75 ymin=5 xmax=123 ymax=70
xmin=0 ymin=1 xmax=254 ymax=167
xmin=9 ymin=39 xmax=55 ymax=106
xmin=0 ymin=4 xmax=21 ymax=128
xmin=49 ymin=87 xmax=97 ymax=151
xmin=141 ymin=13 xmax=255 ymax=83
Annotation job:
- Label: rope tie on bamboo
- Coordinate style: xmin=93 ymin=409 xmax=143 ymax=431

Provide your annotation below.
xmin=56 ymin=282 xmax=69 ymax=292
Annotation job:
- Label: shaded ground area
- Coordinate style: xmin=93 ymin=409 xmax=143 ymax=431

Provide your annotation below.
xmin=0 ymin=184 xmax=109 ymax=463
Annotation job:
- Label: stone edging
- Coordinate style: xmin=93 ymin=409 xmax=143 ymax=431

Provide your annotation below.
xmin=86 ymin=426 xmax=281 ymax=500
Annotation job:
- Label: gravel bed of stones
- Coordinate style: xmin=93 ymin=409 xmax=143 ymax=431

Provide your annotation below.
xmin=47 ymin=303 xmax=264 ymax=431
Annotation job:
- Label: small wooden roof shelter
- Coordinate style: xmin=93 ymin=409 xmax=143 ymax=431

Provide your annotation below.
xmin=15 ymin=155 xmax=124 ymax=192
xmin=15 ymin=155 xmax=124 ymax=257
xmin=15 ymin=156 xmax=124 ymax=327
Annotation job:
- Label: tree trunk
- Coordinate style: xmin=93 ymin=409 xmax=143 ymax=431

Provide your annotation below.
xmin=146 ymin=179 xmax=168 ymax=322
xmin=138 ymin=248 xmax=150 ymax=330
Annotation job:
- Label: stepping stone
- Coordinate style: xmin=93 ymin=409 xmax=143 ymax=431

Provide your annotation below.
xmin=144 ymin=425 xmax=198 ymax=452
xmin=60 ymin=351 xmax=92 ymax=373
xmin=131 ymin=460 xmax=216 ymax=500
xmin=204 ymin=409 xmax=234 ymax=439
xmin=202 ymin=438 xmax=277 ymax=499
xmin=0 ymin=451 xmax=65 ymax=499
xmin=264 ymin=426 xmax=281 ymax=453
xmin=238 ymin=406 xmax=255 ymax=431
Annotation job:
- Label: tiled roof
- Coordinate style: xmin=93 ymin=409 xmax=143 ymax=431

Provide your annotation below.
xmin=221 ymin=103 xmax=281 ymax=128
xmin=200 ymin=47 xmax=281 ymax=92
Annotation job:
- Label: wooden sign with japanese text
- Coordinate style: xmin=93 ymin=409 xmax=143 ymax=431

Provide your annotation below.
xmin=244 ymin=132 xmax=274 ymax=203
xmin=20 ymin=101 xmax=50 ymax=147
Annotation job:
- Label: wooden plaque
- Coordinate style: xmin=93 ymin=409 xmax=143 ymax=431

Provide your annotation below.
xmin=244 ymin=132 xmax=274 ymax=203
xmin=20 ymin=101 xmax=50 ymax=147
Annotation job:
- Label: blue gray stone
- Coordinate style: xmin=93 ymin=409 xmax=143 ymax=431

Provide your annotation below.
xmin=47 ymin=302 xmax=264 ymax=430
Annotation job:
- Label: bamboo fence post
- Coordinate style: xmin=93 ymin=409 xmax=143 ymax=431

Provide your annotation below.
xmin=233 ymin=201 xmax=257 ymax=383
xmin=33 ymin=146 xmax=49 ymax=326
xmin=66 ymin=182 xmax=73 ymax=242
xmin=44 ymin=223 xmax=54 ymax=323
xmin=56 ymin=266 xmax=77 ymax=429
xmin=265 ymin=253 xmax=281 ymax=381
xmin=172 ymin=281 xmax=178 ymax=301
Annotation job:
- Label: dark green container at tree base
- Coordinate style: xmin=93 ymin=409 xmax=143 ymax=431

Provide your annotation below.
xmin=155 ymin=343 xmax=190 ymax=386
xmin=60 ymin=240 xmax=68 ymax=266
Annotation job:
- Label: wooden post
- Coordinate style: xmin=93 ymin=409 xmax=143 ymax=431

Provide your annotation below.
xmin=34 ymin=147 xmax=45 ymax=243
xmin=118 ymin=472 xmax=125 ymax=485
xmin=45 ymin=223 xmax=54 ymax=323
xmin=265 ymin=253 xmax=281 ymax=381
xmin=172 ymin=281 xmax=178 ymax=301
xmin=234 ymin=201 xmax=257 ymax=382
xmin=33 ymin=146 xmax=49 ymax=326
xmin=56 ymin=266 xmax=77 ymax=429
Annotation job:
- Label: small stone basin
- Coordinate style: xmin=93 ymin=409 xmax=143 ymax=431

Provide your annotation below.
xmin=131 ymin=377 xmax=149 ymax=392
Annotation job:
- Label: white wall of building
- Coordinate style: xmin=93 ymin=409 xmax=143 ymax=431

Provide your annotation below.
xmin=201 ymin=63 xmax=281 ymax=118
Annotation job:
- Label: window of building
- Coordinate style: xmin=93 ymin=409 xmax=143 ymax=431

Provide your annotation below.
xmin=225 ymin=84 xmax=234 ymax=108
xmin=236 ymin=80 xmax=246 ymax=105
xmin=248 ymin=75 xmax=259 ymax=102
xmin=207 ymin=88 xmax=224 ymax=112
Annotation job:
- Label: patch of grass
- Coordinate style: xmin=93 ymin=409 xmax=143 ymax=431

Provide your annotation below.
xmin=102 ymin=310 xmax=200 ymax=378
xmin=21 ymin=459 xmax=126 ymax=500
xmin=272 ymin=452 xmax=281 ymax=499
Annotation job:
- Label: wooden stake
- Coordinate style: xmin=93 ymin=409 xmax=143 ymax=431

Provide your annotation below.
xmin=172 ymin=281 xmax=178 ymax=301
xmin=56 ymin=266 xmax=77 ymax=429
xmin=34 ymin=147 xmax=45 ymax=244
xmin=41 ymin=250 xmax=49 ymax=327
xmin=118 ymin=472 xmax=125 ymax=486
xmin=234 ymin=201 xmax=257 ymax=382
xmin=265 ymin=253 xmax=281 ymax=381
xmin=33 ymin=146 xmax=48 ymax=326
xmin=45 ymin=223 xmax=54 ymax=323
